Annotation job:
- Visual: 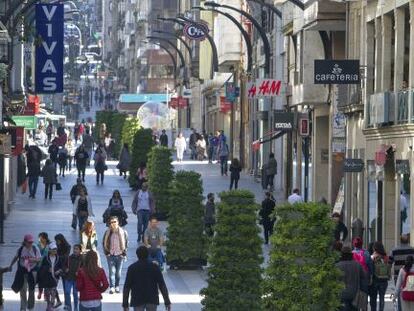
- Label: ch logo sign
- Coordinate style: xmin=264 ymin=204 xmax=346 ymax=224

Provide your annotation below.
xmin=183 ymin=23 xmax=209 ymax=41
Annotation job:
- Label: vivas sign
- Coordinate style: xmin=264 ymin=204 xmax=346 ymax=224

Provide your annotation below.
xmin=183 ymin=22 xmax=208 ymax=41
xmin=314 ymin=60 xmax=360 ymax=85
xmin=35 ymin=4 xmax=64 ymax=93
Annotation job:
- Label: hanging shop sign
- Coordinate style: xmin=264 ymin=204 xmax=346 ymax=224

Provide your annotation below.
xmin=11 ymin=116 xmax=38 ymax=130
xmin=343 ymin=158 xmax=364 ymax=173
xmin=35 ymin=4 xmax=64 ymax=93
xmin=274 ymin=111 xmax=294 ymax=131
xmin=183 ymin=22 xmax=209 ymax=41
xmin=182 ymin=88 xmax=192 ymax=98
xmin=225 ymin=82 xmax=239 ymax=102
xmin=247 ymin=79 xmax=282 ymax=98
xmin=396 ymin=160 xmax=410 ymax=175
xmin=220 ymin=96 xmax=232 ymax=113
xmin=314 ymin=60 xmax=360 ymax=85
xmin=299 ymin=117 xmax=310 ymax=136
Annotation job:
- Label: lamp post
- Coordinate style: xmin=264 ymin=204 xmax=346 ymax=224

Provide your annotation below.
xmin=153 ymin=30 xmax=192 ymax=60
xmin=192 ymin=6 xmax=253 ymax=73
xmin=141 ymin=40 xmax=178 ymax=80
xmin=146 ymin=36 xmax=186 ymax=70
xmin=248 ymin=0 xmax=282 ymax=18
xmin=204 ymin=1 xmax=271 ymax=76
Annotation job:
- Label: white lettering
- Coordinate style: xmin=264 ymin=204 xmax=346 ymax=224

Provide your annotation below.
xmin=41 ymin=59 xmax=57 ymax=73
xmin=43 ymin=77 xmax=57 ymax=91
xmin=275 ymin=123 xmax=292 ymax=129
xmin=42 ymin=41 xmax=56 ymax=55
xmin=47 ymin=24 xmax=53 ymax=37
xmin=42 ymin=5 xmax=57 ymax=21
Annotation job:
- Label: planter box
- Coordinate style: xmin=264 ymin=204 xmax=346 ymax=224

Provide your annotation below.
xmin=167 ymin=258 xmax=207 ymax=270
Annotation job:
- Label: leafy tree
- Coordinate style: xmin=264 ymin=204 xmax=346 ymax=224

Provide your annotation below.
xmin=263 ymin=202 xmax=342 ymax=311
xmin=147 ymin=147 xmax=174 ymax=217
xmin=201 ymin=190 xmax=263 ymax=311
xmin=128 ymin=128 xmax=154 ymax=187
xmin=121 ymin=117 xmax=140 ymax=150
xmin=110 ymin=113 xmax=127 ymax=159
xmin=166 ymin=171 xmax=207 ymax=265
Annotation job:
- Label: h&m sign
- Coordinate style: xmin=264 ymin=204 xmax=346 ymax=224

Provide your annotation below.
xmin=35 ymin=4 xmax=64 ymax=93
xmin=247 ymin=79 xmax=282 ymax=98
xmin=314 ymin=60 xmax=360 ymax=85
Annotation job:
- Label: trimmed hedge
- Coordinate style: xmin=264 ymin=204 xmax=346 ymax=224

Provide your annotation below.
xmin=128 ymin=128 xmax=154 ymax=187
xmin=201 ymin=190 xmax=263 ymax=311
xmin=147 ymin=146 xmax=174 ymax=217
xmin=166 ymin=171 xmax=206 ymax=265
xmin=263 ymin=202 xmax=342 ymax=311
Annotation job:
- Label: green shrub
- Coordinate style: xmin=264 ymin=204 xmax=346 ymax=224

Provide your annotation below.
xmin=263 ymin=202 xmax=342 ymax=311
xmin=110 ymin=113 xmax=127 ymax=159
xmin=147 ymin=147 xmax=174 ymax=216
xmin=128 ymin=128 xmax=154 ymax=187
xmin=166 ymin=171 xmax=207 ymax=263
xmin=121 ymin=117 xmax=140 ymax=150
xmin=201 ymin=190 xmax=263 ymax=311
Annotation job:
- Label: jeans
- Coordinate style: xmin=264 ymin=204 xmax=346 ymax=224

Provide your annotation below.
xmin=137 ymin=210 xmax=150 ymax=242
xmin=45 ymin=183 xmax=53 ymax=199
xmin=369 ymin=280 xmax=388 ymax=311
xmin=77 ymin=167 xmax=86 ymax=181
xmin=263 ymin=221 xmax=274 ymax=244
xmin=78 ymin=215 xmax=88 ymax=231
xmin=148 ymin=248 xmax=164 ymax=268
xmin=20 ymin=273 xmax=35 ymax=310
xmin=64 ymin=279 xmax=78 ymax=310
xmin=230 ymin=177 xmax=239 ymax=190
xmin=96 ymin=172 xmax=104 ymax=184
xmin=106 ymin=255 xmax=124 ymax=288
xmin=220 ymin=156 xmax=228 ymax=175
xmin=59 ymin=164 xmax=66 ymax=176
xmin=190 ymin=145 xmax=196 ymax=159
xmin=266 ymin=174 xmax=275 ymax=189
xmin=134 ymin=304 xmax=157 ymax=311
xmin=79 ymin=303 xmax=102 ymax=311
xmin=208 ymin=147 xmax=214 ymax=162
xmin=28 ymin=176 xmax=39 ymax=197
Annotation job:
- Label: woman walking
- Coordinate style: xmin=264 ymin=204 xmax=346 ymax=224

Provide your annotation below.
xmin=80 ymin=219 xmax=98 ymax=254
xmin=229 ymin=158 xmax=242 ymax=190
xmin=370 ymin=241 xmax=390 ymax=311
xmin=135 ymin=162 xmax=148 ymax=190
xmin=117 ymin=143 xmax=131 ymax=179
xmin=94 ymin=144 xmax=107 ymax=185
xmin=395 ymin=256 xmax=414 ymax=311
xmin=75 ymin=145 xmax=89 ymax=182
xmin=41 ymin=159 xmax=57 ymax=200
xmin=57 ymin=145 xmax=68 ymax=177
xmin=196 ymin=135 xmax=206 ymax=161
xmin=67 ymin=139 xmax=75 ymax=171
xmin=174 ymin=132 xmax=186 ymax=162
xmin=76 ymin=251 xmax=109 ymax=311
xmin=54 ymin=234 xmax=71 ymax=308
xmin=37 ymin=232 xmax=50 ymax=300
xmin=73 ymin=188 xmax=94 ymax=231
xmin=103 ymin=190 xmax=127 ymax=227
xmin=259 ymin=192 xmax=276 ymax=244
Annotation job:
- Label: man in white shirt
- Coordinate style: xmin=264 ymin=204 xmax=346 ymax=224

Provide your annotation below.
xmin=288 ymin=188 xmax=303 ymax=204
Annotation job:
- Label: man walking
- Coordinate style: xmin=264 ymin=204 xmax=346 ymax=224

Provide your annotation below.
xmin=189 ymin=129 xmax=198 ymax=160
xmin=103 ymin=216 xmax=128 ymax=294
xmin=132 ymin=183 xmax=155 ymax=243
xmin=25 ymin=145 xmax=42 ymax=199
xmin=122 ymin=246 xmax=171 ymax=311
xmin=144 ymin=216 xmax=164 ymax=268
xmin=159 ymin=130 xmax=168 ymax=148
xmin=82 ymin=129 xmax=94 ymax=166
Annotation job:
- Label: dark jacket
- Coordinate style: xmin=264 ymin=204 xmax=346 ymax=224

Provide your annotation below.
xmin=75 ymin=149 xmax=89 ymax=168
xmin=334 ymin=221 xmax=348 ymax=242
xmin=259 ymin=198 xmax=276 ymax=225
xmin=229 ymin=164 xmax=242 ymax=179
xmin=336 ymin=260 xmax=367 ymax=301
xmin=122 ymin=260 xmax=171 ymax=308
xmin=27 ymin=161 xmax=41 ymax=177
xmin=48 ymin=145 xmax=59 ymax=162
xmin=204 ymin=201 xmax=215 ymax=225
xmin=159 ymin=134 xmax=168 ymax=147
xmin=266 ymin=158 xmax=277 ymax=175
xmin=70 ymin=184 xmax=88 ymax=203
xmin=41 ymin=163 xmax=57 ymax=184
xmin=37 ymin=255 xmax=63 ymax=288
xmin=64 ymin=254 xmax=82 ymax=281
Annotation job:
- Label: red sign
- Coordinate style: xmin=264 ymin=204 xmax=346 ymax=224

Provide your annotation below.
xmin=247 ymin=79 xmax=282 ymax=98
xmin=299 ymin=118 xmax=309 ymax=136
xmin=220 ymin=96 xmax=232 ymax=113
xmin=23 ymin=95 xmax=40 ymax=115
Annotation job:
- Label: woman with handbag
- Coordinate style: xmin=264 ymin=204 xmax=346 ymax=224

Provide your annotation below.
xmin=94 ymin=144 xmax=107 ymax=185
xmin=76 ymin=250 xmax=109 ymax=311
xmin=336 ymin=245 xmax=368 ymax=311
xmin=73 ymin=188 xmax=94 ymax=231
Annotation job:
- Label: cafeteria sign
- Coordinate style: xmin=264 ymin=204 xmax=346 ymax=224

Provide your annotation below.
xmin=314 ymin=60 xmax=360 ymax=84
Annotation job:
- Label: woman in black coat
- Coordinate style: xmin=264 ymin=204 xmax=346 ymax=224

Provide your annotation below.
xmin=259 ymin=192 xmax=276 ymax=244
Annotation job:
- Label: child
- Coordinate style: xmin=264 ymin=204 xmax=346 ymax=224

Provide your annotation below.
xmin=64 ymin=244 xmax=82 ymax=311
xmin=37 ymin=242 xmax=63 ymax=311
xmin=0 ymin=266 xmax=12 ymax=308
xmin=229 ymin=158 xmax=242 ymax=190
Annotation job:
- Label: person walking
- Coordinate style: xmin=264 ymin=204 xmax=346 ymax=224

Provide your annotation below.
xmin=144 ymin=216 xmax=164 ymax=268
xmin=94 ymin=144 xmax=107 ymax=185
xmin=57 ymin=145 xmax=68 ymax=177
xmin=352 ymin=237 xmax=374 ymax=278
xmin=336 ymin=245 xmax=368 ymax=311
xmin=81 ymin=219 xmax=98 ymax=254
xmin=103 ymin=190 xmax=128 ymax=227
xmin=204 ymin=193 xmax=216 ymax=237
xmin=259 ymin=192 xmax=276 ymax=245
xmin=370 ymin=241 xmax=390 ymax=311
xmin=287 ymin=188 xmax=303 ymax=204
xmin=46 ymin=120 xmax=54 ymax=144
xmin=26 ymin=145 xmax=42 ymax=199
xmin=37 ymin=232 xmax=51 ymax=300
xmin=207 ymin=133 xmax=216 ymax=163
xmin=70 ymin=178 xmax=88 ymax=204
xmin=104 ymin=133 xmax=114 ymax=160
xmin=63 ymin=243 xmax=82 ymax=311
xmin=122 ymin=246 xmax=171 ymax=311
xmin=132 ymin=183 xmax=155 ymax=243
xmin=48 ymin=140 xmax=59 ymax=168
xmin=189 ymin=129 xmax=198 ymax=160
xmin=395 ymin=255 xmax=414 ymax=311
xmin=264 ymin=153 xmax=277 ymax=191
xmin=73 ymin=188 xmax=94 ymax=231
xmin=333 ymin=212 xmax=348 ymax=243
xmin=217 ymin=140 xmax=229 ymax=176
xmin=135 ymin=163 xmax=148 ymax=191
xmin=76 ymin=250 xmax=109 ymax=311
xmin=75 ymin=145 xmax=89 ymax=182
xmin=55 ymin=234 xmax=71 ymax=308
xmin=196 ymin=135 xmax=207 ymax=161
xmin=118 ymin=143 xmax=131 ymax=179
xmin=159 ymin=130 xmax=168 ymax=147
xmin=103 ymin=216 xmax=128 ymax=294
xmin=174 ymin=132 xmax=186 ymax=162
xmin=41 ymin=159 xmax=57 ymax=200
xmin=10 ymin=234 xmax=41 ymax=311
xmin=82 ymin=129 xmax=94 ymax=166
xmin=67 ymin=139 xmax=75 ymax=171
xmin=37 ymin=242 xmax=63 ymax=311
xmin=229 ymin=158 xmax=242 ymax=190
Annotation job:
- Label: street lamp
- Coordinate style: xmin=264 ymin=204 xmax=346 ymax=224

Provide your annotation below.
xmin=248 ymin=0 xmax=282 ymax=18
xmin=192 ymin=6 xmax=253 ymax=73
xmin=141 ymin=40 xmax=178 ymax=80
xmin=153 ymin=30 xmax=192 ymax=61
xmin=204 ymin=1 xmax=271 ymax=76
xmin=146 ymin=36 xmax=186 ymax=70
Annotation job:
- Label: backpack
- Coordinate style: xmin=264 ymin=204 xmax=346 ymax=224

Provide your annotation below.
xmin=353 ymin=250 xmax=369 ymax=272
xmin=17 ymin=245 xmax=39 ymax=271
xmin=373 ymin=256 xmax=390 ymax=280
xmin=402 ymin=271 xmax=414 ymax=301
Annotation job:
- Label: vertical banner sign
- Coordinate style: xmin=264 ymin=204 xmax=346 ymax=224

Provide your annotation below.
xmin=35 ymin=4 xmax=64 ymax=93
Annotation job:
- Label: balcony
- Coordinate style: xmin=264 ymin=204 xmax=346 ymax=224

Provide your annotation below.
xmin=367 ymin=90 xmax=411 ymax=128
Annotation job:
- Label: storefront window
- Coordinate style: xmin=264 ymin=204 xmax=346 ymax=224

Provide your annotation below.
xmin=368 ymin=180 xmax=383 ymax=243
xmin=401 ymin=174 xmax=411 ymax=235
